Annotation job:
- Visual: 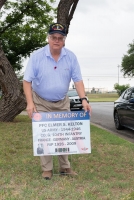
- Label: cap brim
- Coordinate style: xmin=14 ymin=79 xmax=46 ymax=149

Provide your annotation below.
xmin=49 ymin=30 xmax=66 ymax=36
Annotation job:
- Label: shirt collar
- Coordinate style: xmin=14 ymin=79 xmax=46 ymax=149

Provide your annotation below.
xmin=45 ymin=44 xmax=66 ymax=59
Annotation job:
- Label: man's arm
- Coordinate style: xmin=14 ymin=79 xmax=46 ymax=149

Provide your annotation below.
xmin=74 ymin=81 xmax=91 ymax=113
xmin=23 ymin=80 xmax=37 ymax=118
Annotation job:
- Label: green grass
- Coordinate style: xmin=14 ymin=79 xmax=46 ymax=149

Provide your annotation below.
xmin=87 ymin=93 xmax=118 ymax=102
xmin=0 ymin=115 xmax=134 ymax=200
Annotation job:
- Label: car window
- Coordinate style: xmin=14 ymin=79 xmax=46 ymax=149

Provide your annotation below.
xmin=131 ymin=93 xmax=134 ymax=98
xmin=123 ymin=89 xmax=131 ymax=100
xmin=120 ymin=90 xmax=126 ymax=98
xmin=130 ymin=89 xmax=134 ymax=98
xmin=67 ymin=90 xmax=78 ymax=97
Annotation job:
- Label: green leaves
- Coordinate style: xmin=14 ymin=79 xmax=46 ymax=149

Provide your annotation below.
xmin=114 ymin=83 xmax=130 ymax=96
xmin=0 ymin=0 xmax=57 ymax=71
xmin=121 ymin=40 xmax=134 ymax=77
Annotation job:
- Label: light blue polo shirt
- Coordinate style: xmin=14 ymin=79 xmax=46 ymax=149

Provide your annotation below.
xmin=23 ymin=44 xmax=82 ymax=101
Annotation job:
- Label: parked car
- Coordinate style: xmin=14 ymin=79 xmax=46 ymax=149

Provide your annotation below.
xmin=67 ymin=89 xmax=89 ymax=110
xmin=113 ymin=87 xmax=134 ymax=130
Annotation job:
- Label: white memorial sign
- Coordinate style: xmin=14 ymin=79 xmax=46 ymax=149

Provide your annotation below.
xmin=32 ymin=111 xmax=91 ymax=156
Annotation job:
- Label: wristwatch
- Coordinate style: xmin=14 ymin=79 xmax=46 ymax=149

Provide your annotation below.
xmin=80 ymin=97 xmax=88 ymax=102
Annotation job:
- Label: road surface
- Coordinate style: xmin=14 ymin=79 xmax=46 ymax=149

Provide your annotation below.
xmin=90 ymin=102 xmax=134 ymax=143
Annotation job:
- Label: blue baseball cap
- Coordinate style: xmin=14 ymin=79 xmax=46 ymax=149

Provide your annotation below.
xmin=48 ymin=23 xmax=66 ymax=36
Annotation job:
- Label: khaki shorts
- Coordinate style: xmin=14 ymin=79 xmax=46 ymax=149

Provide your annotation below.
xmin=32 ymin=91 xmax=70 ymax=112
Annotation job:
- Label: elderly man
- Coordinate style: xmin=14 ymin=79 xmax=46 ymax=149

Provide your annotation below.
xmin=23 ymin=23 xmax=91 ymax=180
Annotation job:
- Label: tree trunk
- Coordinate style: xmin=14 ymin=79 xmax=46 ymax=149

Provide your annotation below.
xmin=0 ymin=0 xmax=7 ymax=9
xmin=57 ymin=0 xmax=79 ymax=35
xmin=0 ymin=0 xmax=26 ymax=122
xmin=0 ymin=46 xmax=26 ymax=122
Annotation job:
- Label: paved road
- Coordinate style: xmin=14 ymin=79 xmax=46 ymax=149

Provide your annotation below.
xmin=90 ymin=102 xmax=114 ymax=130
xmin=90 ymin=102 xmax=134 ymax=143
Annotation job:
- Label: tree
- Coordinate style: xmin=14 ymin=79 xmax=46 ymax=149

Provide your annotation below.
xmin=121 ymin=40 xmax=134 ymax=77
xmin=0 ymin=0 xmax=56 ymax=122
xmin=0 ymin=44 xmax=26 ymax=121
xmin=0 ymin=0 xmax=56 ymax=71
xmin=0 ymin=0 xmax=79 ymax=122
xmin=114 ymin=83 xmax=130 ymax=96
xmin=57 ymin=0 xmax=79 ymax=34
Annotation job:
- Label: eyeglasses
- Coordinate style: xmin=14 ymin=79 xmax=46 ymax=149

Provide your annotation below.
xmin=49 ymin=35 xmax=66 ymax=42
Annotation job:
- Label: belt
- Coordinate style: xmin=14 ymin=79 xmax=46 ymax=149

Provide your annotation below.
xmin=49 ymin=100 xmax=61 ymax=103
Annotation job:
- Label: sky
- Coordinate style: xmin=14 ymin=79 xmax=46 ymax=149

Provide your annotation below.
xmin=23 ymin=0 xmax=134 ymax=92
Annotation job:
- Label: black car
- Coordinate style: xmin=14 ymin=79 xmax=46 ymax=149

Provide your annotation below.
xmin=67 ymin=89 xmax=89 ymax=110
xmin=113 ymin=87 xmax=134 ymax=130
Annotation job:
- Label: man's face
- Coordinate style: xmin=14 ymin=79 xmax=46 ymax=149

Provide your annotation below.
xmin=48 ymin=33 xmax=66 ymax=51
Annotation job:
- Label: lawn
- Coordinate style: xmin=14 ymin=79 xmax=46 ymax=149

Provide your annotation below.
xmin=87 ymin=93 xmax=118 ymax=102
xmin=0 ymin=115 xmax=134 ymax=200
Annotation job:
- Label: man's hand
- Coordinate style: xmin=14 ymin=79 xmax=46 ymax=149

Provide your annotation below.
xmin=82 ymin=100 xmax=91 ymax=115
xmin=74 ymin=81 xmax=91 ymax=115
xmin=23 ymin=81 xmax=37 ymax=118
xmin=26 ymin=102 xmax=37 ymax=118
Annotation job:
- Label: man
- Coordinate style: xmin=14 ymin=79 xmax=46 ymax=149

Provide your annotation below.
xmin=23 ymin=23 xmax=91 ymax=180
